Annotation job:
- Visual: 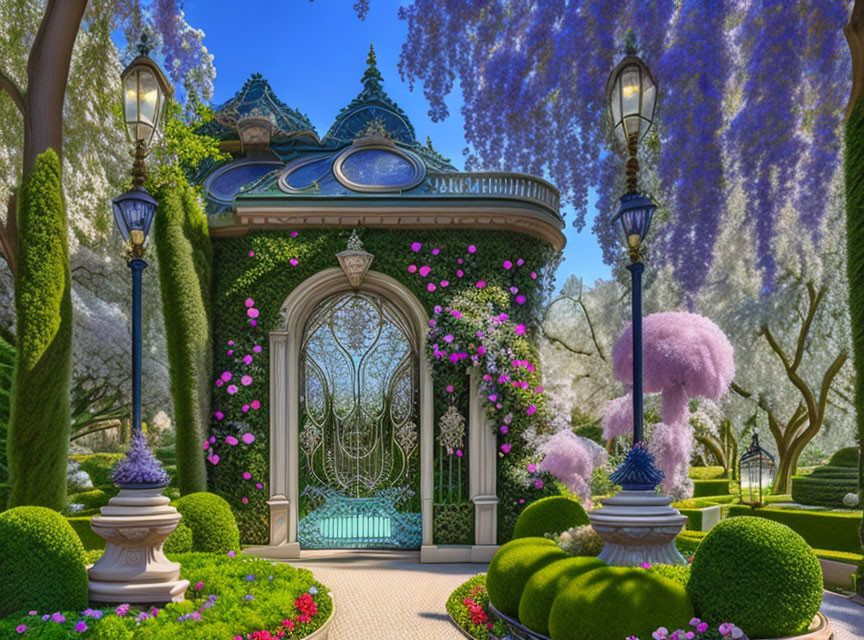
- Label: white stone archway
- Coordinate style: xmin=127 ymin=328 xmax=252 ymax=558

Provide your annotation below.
xmin=247 ymin=267 xmax=499 ymax=563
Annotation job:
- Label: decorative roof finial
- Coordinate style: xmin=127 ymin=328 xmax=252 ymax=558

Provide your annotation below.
xmin=346 ymin=228 xmax=364 ymax=251
xmin=362 ymin=44 xmax=383 ymax=92
xmin=624 ymin=29 xmax=638 ymax=56
xmin=136 ymin=31 xmax=153 ymax=57
xmin=426 ymin=135 xmax=434 ymax=150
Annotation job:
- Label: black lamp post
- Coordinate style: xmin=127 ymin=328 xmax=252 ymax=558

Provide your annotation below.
xmin=607 ymin=36 xmax=663 ymax=490
xmin=113 ymin=33 xmax=171 ymax=435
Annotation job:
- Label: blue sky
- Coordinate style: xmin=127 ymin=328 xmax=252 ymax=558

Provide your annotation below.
xmin=183 ymin=0 xmax=611 ymax=289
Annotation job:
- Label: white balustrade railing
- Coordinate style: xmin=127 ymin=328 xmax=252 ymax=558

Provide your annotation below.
xmin=426 ymin=172 xmax=561 ymax=218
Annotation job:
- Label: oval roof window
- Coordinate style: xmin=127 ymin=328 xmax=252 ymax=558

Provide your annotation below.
xmin=333 ymin=145 xmax=425 ymax=193
xmin=206 ymin=160 xmax=282 ymax=203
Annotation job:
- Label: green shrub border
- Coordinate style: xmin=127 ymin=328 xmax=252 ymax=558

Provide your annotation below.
xmin=691 ymin=479 xmax=730 ymax=498
xmin=726 ymin=505 xmax=863 ymax=553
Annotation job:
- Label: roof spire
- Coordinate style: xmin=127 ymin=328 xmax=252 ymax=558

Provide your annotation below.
xmin=362 ymin=44 xmax=383 ymax=92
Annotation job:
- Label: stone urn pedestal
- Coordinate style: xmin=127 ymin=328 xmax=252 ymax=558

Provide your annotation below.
xmin=87 ymin=486 xmax=190 ymax=603
xmin=588 ymin=490 xmax=688 ymax=566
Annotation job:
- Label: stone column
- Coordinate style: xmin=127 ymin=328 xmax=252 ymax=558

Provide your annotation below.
xmin=469 ymin=369 xmax=498 ymax=550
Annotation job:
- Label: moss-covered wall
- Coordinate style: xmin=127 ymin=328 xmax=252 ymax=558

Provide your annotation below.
xmin=207 ymin=227 xmax=559 ymax=544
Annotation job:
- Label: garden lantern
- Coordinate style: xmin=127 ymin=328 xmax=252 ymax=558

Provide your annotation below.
xmin=590 ymin=34 xmax=685 ymax=568
xmin=112 ymin=33 xmax=172 ymax=435
xmin=121 ymin=31 xmax=171 ymax=186
xmin=739 ymin=431 xmax=775 ymax=506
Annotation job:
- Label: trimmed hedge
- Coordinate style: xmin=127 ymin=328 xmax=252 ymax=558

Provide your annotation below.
xmin=163 ymin=520 xmax=194 ymax=553
xmin=69 ymin=453 xmax=124 ymax=489
xmin=691 ymin=479 xmax=730 ymax=498
xmin=512 ymin=496 xmax=589 ymax=540
xmin=68 ymin=489 xmax=111 ymax=510
xmin=829 ymin=446 xmax=859 ymax=468
xmin=486 ymin=537 xmax=566 ymax=617
xmin=518 ymin=557 xmax=605 ymax=636
xmin=688 ymin=517 xmax=823 ymax=638
xmin=0 ymin=506 xmax=88 ymax=615
xmin=8 ymin=150 xmax=73 ymax=510
xmin=0 ymin=334 xmax=13 ymax=485
xmin=153 ymin=179 xmax=211 ymax=496
xmin=173 ymin=492 xmax=240 ymax=553
xmin=66 ymin=516 xmax=106 ymax=551
xmin=726 ymin=504 xmax=863 ymax=553
xmin=791 ymin=465 xmax=858 ymax=508
xmin=688 ymin=466 xmax=726 ymax=480
xmin=548 ymin=566 xmax=693 ymax=640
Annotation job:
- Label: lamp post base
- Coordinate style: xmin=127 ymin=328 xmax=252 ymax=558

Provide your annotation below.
xmin=88 ymin=488 xmax=190 ymax=603
xmin=588 ymin=490 xmax=687 ymax=566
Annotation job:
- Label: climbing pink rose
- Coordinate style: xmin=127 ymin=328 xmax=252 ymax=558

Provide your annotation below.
xmin=446 ymin=384 xmax=454 ymax=392
xmin=245 ymin=298 xmax=255 ymax=308
xmin=468 ymin=245 xmax=476 ymax=253
xmin=243 ymin=472 xmax=252 ymax=480
xmin=526 ymin=404 xmax=537 ymax=415
xmin=408 ymin=264 xmax=418 ymax=273
xmin=527 ymin=463 xmax=537 ymax=473
xmin=456 ymin=269 xmax=464 ymax=277
xmin=256 ymin=483 xmax=263 ymax=489
xmin=427 ymin=283 xmax=436 ymax=292
xmin=515 ymin=294 xmax=527 ymax=305
xmin=214 ymin=411 xmax=224 ymax=420
xmin=250 ymin=319 xmax=257 ymax=327
xmin=517 ymin=258 xmax=524 ymax=266
xmin=242 ymin=497 xmax=249 ymax=504
xmin=510 ymin=286 xmax=519 ymax=294
xmin=500 ymin=443 xmax=512 ymax=454
xmin=215 ymin=379 xmax=224 ymax=387
xmin=243 ymin=355 xmax=253 ymax=365
xmin=248 ymin=250 xmax=255 ymax=257
xmin=241 ymin=375 xmax=253 ymax=386
xmin=221 ymin=371 xmax=233 ymax=382
xmin=514 ymin=324 xmax=526 ymax=335
xmin=502 ymin=260 xmax=512 ymax=269
xmin=242 ymin=433 xmax=255 ymax=444
xmin=440 ymin=280 xmax=449 ymax=287
xmin=290 ymin=230 xmax=299 ymax=237
xmin=251 ymin=400 xmax=261 ymax=410
xmin=477 ymin=346 xmax=486 ymax=356
xmin=227 ymin=350 xmax=233 ymax=356
xmin=411 ymin=242 xmax=422 ymax=252
xmin=500 ymin=426 xmax=509 ymax=434
xmin=207 ymin=454 xmax=220 ymax=465
xmin=253 ymin=345 xmax=262 ymax=353
xmin=476 ymin=280 xmax=486 ymax=289
xmin=289 ymin=258 xmax=299 ymax=266
xmin=530 ymin=272 xmax=537 ymax=279
xmin=247 ymin=308 xmax=259 ymax=318
xmin=242 ymin=404 xmax=250 ymax=413
xmin=419 ymin=265 xmax=431 ymax=277
xmin=226 ymin=436 xmax=239 ymax=446
xmin=203 ymin=441 xmax=209 ymax=450
xmin=443 ymin=334 xmax=455 ymax=343
xmin=534 ymin=479 xmax=544 ymax=489
xmin=227 ymin=385 xmax=238 ymax=395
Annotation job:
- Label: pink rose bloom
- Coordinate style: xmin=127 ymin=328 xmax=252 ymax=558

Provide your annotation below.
xmin=242 ymin=497 xmax=249 ymax=504
xmin=250 ymin=319 xmax=257 ymax=327
xmin=517 ymin=258 xmax=524 ymax=266
xmin=253 ymin=345 xmax=262 ymax=353
xmin=228 ymin=340 xmax=234 ymax=346
xmin=514 ymin=323 xmax=526 ymax=335
xmin=510 ymin=286 xmax=519 ymax=294
xmin=516 ymin=294 xmax=527 ymax=305
xmin=215 ymin=379 xmax=224 ymax=387
xmin=427 ymin=283 xmax=436 ymax=292
xmin=419 ymin=265 xmax=431 ymax=276
xmin=226 ymin=436 xmax=239 ymax=446
xmin=468 ymin=245 xmax=476 ymax=253
xmin=248 ymin=250 xmax=255 ymax=257
xmin=251 ymin=400 xmax=261 ymax=410
xmin=440 ymin=280 xmax=449 ymax=287
xmin=443 ymin=334 xmax=455 ymax=343
xmin=247 ymin=308 xmax=259 ymax=318
xmin=227 ymin=349 xmax=233 ymax=356
xmin=477 ymin=346 xmax=486 ymax=355
xmin=534 ymin=478 xmax=543 ymax=489
xmin=256 ymin=482 xmax=263 ymax=489
xmin=456 ymin=449 xmax=463 ymax=457
xmin=289 ymin=258 xmax=299 ymax=266
xmin=221 ymin=371 xmax=233 ymax=382
xmin=488 ymin=394 xmax=498 ymax=402
xmin=243 ymin=354 xmax=253 ymax=365
xmin=194 ymin=581 xmax=204 ymax=591
xmin=245 ymin=298 xmax=255 ymax=308
xmin=498 ymin=313 xmax=509 ymax=322
xmin=290 ymin=230 xmax=299 ymax=237
xmin=210 ymin=436 xmax=216 ymax=443
xmin=431 ymin=247 xmax=440 ymax=255
xmin=519 ymin=498 xmax=525 ymax=504
xmin=411 ymin=242 xmax=422 ymax=252
xmin=475 ymin=280 xmax=486 ymax=289
xmin=446 ymin=384 xmax=454 ymax=392
xmin=408 ymin=264 xmax=417 ymax=273
xmin=214 ymin=411 xmax=224 ymax=420
xmin=243 ymin=471 xmax=252 ymax=480
xmin=530 ymin=271 xmax=537 ymax=279
xmin=16 ymin=625 xmax=27 ymax=634
xmin=503 ymin=260 xmax=513 ymax=269
xmin=227 ymin=384 xmax=238 ymax=395
xmin=203 ymin=441 xmax=209 ymax=450
xmin=242 ymin=404 xmax=250 ymax=413
xmin=241 ymin=375 xmax=253 ymax=386
xmin=500 ymin=443 xmax=512 ymax=454
xmin=526 ymin=404 xmax=537 ymax=415
xmin=527 ymin=463 xmax=537 ymax=473
xmin=449 ymin=353 xmax=459 ymax=363
xmin=456 ymin=269 xmax=464 ymax=277
xmin=433 ymin=305 xmax=442 ymax=314
xmin=227 ymin=550 xmax=236 ymax=558
xmin=242 ymin=433 xmax=256 ymax=444
xmin=208 ymin=454 xmax=220 ymax=465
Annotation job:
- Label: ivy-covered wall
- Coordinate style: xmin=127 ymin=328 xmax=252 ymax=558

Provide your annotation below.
xmin=206 ymin=227 xmax=560 ymax=545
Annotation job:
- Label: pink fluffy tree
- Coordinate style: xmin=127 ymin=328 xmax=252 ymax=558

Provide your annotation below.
xmin=538 ymin=430 xmax=603 ymax=507
xmin=606 ymin=312 xmax=735 ymax=497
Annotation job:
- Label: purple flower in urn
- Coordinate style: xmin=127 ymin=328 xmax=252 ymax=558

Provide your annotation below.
xmin=110 ymin=430 xmax=170 ymax=488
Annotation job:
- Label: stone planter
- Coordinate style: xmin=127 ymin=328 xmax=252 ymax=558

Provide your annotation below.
xmin=87 ymin=486 xmax=190 ymax=603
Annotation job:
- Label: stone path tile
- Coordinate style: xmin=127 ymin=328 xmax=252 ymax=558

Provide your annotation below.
xmin=285 ymin=551 xmax=479 ymax=640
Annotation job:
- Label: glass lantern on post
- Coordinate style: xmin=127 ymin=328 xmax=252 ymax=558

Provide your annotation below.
xmin=739 ymin=431 xmax=775 ymax=507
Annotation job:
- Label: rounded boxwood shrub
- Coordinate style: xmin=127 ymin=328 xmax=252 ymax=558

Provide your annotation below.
xmin=512 ymin=496 xmax=589 ymax=540
xmin=68 ymin=488 xmax=111 ymax=510
xmin=518 ymin=556 xmax=606 ymax=636
xmin=687 ymin=516 xmax=823 ymax=638
xmin=0 ymin=506 xmax=88 ymax=615
xmin=548 ymin=566 xmax=694 ymax=640
xmin=486 ymin=537 xmax=567 ymax=617
xmin=163 ymin=520 xmax=194 ymax=553
xmin=173 ymin=492 xmax=240 ymax=553
xmin=829 ymin=446 xmax=859 ymax=468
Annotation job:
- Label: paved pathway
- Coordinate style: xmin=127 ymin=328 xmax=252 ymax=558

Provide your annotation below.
xmin=283 ymin=552 xmax=864 ymax=640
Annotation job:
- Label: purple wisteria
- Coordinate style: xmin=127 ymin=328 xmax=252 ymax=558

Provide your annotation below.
xmin=110 ymin=430 xmax=170 ymax=487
